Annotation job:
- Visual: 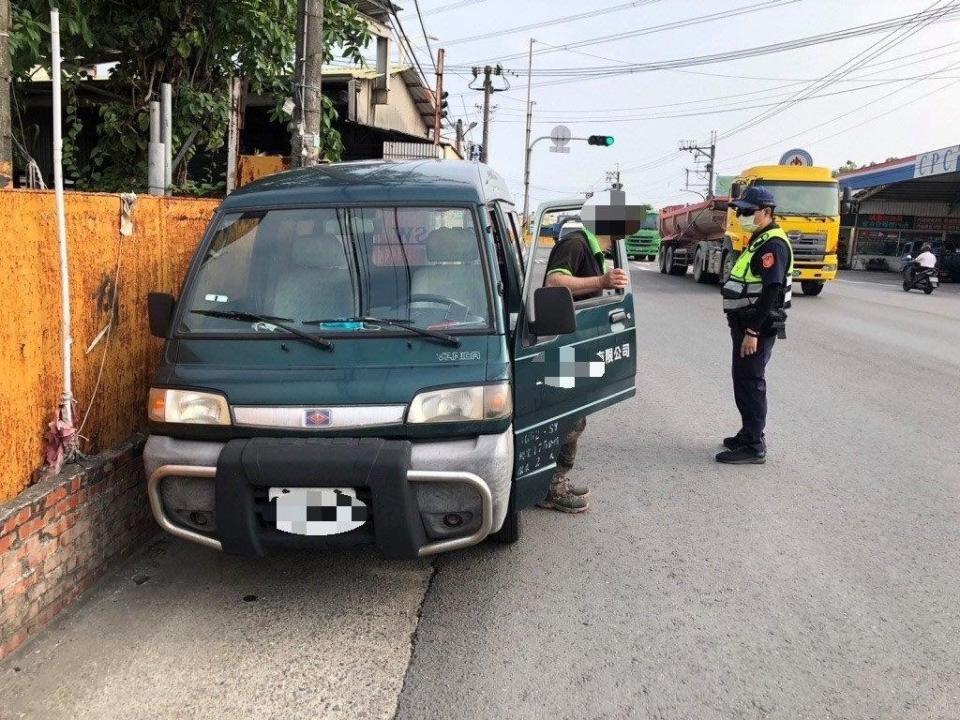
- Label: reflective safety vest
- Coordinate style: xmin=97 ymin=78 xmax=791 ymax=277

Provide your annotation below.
xmin=722 ymin=227 xmax=793 ymax=312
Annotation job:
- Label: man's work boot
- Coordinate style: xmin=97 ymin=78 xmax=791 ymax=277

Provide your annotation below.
xmin=568 ymin=482 xmax=591 ymax=498
xmin=722 ymin=435 xmax=746 ymax=450
xmin=715 ymin=446 xmax=766 ymax=464
xmin=538 ymin=477 xmax=589 ymax=513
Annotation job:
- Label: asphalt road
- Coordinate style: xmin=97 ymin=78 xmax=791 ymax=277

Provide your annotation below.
xmin=3 ymin=267 xmax=959 ymax=720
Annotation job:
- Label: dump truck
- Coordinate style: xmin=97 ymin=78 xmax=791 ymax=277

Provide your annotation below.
xmin=657 ymin=164 xmax=843 ymax=296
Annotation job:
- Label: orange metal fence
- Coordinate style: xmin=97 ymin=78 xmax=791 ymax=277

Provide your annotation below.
xmin=0 ymin=190 xmax=220 ymax=501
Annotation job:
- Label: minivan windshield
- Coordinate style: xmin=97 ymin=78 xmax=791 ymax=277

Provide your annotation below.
xmin=179 ymin=206 xmax=492 ymax=335
xmin=760 ymin=181 xmax=839 ymax=217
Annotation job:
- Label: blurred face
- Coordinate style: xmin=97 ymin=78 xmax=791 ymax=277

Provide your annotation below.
xmin=754 ymin=206 xmax=773 ymax=227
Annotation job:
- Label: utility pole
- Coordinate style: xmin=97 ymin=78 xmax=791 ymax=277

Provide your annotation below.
xmin=433 ymin=48 xmax=445 ymax=146
xmin=521 ymin=38 xmax=535 ymax=233
xmin=0 ymin=0 xmax=11 ymax=188
xmin=606 ymin=164 xmax=622 ymax=191
xmin=455 ymin=119 xmax=464 ymax=155
xmin=293 ymin=0 xmax=324 ymax=167
xmin=480 ymin=66 xmax=493 ymax=164
xmin=470 ymin=64 xmax=506 ymax=164
xmin=679 ymin=130 xmax=716 ymax=197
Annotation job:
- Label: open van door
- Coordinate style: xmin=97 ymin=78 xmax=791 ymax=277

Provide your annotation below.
xmin=511 ymin=201 xmax=637 ymax=509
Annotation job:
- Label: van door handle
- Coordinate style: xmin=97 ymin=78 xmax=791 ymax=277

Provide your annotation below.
xmin=609 ymin=310 xmax=627 ymax=324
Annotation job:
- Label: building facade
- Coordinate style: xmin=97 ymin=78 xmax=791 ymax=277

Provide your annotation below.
xmin=838 ymin=145 xmax=960 ymax=279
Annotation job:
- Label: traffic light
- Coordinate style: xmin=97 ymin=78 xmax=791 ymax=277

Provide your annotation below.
xmin=588 ymin=135 xmax=615 ymax=147
xmin=439 ymin=91 xmax=449 ymax=120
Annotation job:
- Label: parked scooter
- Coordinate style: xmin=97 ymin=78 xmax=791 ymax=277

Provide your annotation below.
xmin=901 ymin=256 xmax=939 ymax=294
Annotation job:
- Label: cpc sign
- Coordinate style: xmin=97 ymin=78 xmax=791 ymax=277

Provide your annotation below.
xmin=914 ymin=145 xmax=960 ymax=178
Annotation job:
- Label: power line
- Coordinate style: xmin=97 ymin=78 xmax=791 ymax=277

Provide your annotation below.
xmin=450 ymin=40 xmax=960 ymax=103
xmin=386 ymin=5 xmax=431 ymax=88
xmin=440 ymin=0 xmax=663 ymax=47
xmin=717 ymin=0 xmax=958 ymax=140
xmin=448 ymin=6 xmax=960 ymax=83
xmin=484 ymin=70 xmax=960 ymax=123
xmin=414 ymin=0 xmax=487 ymax=18
xmin=456 ymin=0 xmax=798 ymax=67
xmin=411 ymin=0 xmax=438 ymax=74
xmin=717 ymin=58 xmax=960 ymax=168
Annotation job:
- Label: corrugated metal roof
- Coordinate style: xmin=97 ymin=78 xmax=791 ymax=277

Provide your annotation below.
xmin=859 ymin=173 xmax=960 ymax=204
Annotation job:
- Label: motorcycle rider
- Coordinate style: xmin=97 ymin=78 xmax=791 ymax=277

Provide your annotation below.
xmin=914 ymin=243 xmax=937 ymax=271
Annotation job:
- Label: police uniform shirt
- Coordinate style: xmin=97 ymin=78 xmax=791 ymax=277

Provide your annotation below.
xmin=744 ymin=223 xmax=791 ymax=335
xmin=751 ymin=225 xmax=791 ymax=287
xmin=545 ymin=230 xmax=604 ymax=299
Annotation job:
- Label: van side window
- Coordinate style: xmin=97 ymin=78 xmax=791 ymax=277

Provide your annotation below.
xmin=524 ymin=210 xmax=624 ymax=313
xmin=499 ymin=204 xmax=526 ymax=273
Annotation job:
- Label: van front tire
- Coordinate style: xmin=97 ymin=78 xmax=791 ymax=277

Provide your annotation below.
xmin=489 ymin=507 xmax=521 ymax=544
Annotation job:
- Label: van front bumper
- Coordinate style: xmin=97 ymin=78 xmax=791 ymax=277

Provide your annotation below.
xmin=143 ymin=431 xmax=513 ymax=559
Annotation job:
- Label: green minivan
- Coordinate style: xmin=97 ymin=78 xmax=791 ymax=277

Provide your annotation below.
xmin=144 ymin=161 xmax=636 ymax=558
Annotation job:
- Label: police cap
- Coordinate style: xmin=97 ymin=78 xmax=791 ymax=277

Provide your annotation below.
xmin=731 ymin=186 xmax=776 ymax=212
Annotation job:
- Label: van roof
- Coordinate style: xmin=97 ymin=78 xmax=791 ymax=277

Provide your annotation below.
xmin=223 ymin=159 xmax=514 ymax=209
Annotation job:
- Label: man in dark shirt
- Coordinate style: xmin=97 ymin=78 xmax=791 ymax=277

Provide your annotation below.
xmin=537 ymin=222 xmax=629 ymax=512
xmin=718 ymin=186 xmax=793 ymax=464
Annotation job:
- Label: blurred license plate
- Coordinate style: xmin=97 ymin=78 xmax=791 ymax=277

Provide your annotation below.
xmin=268 ymin=487 xmax=368 ymax=536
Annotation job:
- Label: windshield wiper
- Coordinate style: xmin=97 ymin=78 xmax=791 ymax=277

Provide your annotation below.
xmin=302 ymin=316 xmax=461 ymax=347
xmin=190 ymin=309 xmax=334 ymax=351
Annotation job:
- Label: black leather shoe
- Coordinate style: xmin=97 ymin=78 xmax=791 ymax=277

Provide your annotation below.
xmin=716 ymin=447 xmax=766 ymax=464
xmin=722 ymin=436 xmax=746 ymax=450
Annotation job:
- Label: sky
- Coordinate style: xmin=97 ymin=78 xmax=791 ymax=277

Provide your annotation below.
xmin=388 ymin=0 xmax=960 ymax=209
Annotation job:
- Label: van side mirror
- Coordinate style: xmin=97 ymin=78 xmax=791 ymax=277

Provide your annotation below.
xmin=730 ymin=182 xmax=742 ymax=199
xmin=148 ymin=292 xmax=176 ymax=338
xmin=529 ymin=286 xmax=576 ymax=336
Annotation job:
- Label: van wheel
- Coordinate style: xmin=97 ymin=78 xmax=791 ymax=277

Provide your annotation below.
xmin=489 ymin=507 xmax=521 ymax=544
xmin=800 ymin=281 xmax=824 ymax=296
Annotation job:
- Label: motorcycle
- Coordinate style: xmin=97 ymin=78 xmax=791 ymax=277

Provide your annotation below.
xmin=901 ymin=257 xmax=939 ymax=294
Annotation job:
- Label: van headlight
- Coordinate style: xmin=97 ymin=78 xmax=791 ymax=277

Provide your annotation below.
xmin=407 ymin=383 xmax=512 ymax=424
xmin=149 ymin=388 xmax=231 ymax=425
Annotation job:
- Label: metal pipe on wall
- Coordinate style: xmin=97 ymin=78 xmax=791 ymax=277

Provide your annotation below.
xmin=50 ymin=8 xmax=74 ymax=426
xmin=160 ymin=83 xmax=172 ymax=193
xmin=148 ymin=100 xmax=164 ymax=195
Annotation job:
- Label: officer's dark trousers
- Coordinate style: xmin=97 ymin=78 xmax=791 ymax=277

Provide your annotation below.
xmin=730 ymin=326 xmax=776 ymax=454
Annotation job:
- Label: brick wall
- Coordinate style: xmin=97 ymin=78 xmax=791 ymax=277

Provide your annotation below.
xmin=0 ymin=436 xmax=154 ymax=661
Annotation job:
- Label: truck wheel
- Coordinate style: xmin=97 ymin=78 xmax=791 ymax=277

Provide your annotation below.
xmin=692 ymin=247 xmax=717 ymax=284
xmin=800 ymin=281 xmax=824 ymax=296
xmin=666 ymin=247 xmax=685 ymax=276
xmin=489 ymin=507 xmax=521 ymax=544
xmin=721 ymin=250 xmax=738 ymax=283
xmin=692 ymin=248 xmax=703 ymax=282
xmin=658 ymin=248 xmax=667 ymax=274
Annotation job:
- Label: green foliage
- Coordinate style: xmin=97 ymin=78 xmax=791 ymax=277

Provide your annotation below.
xmin=10 ymin=1 xmax=371 ymax=193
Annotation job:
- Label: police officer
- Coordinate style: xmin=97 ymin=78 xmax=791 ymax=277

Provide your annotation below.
xmin=540 ymin=220 xmax=629 ymax=511
xmin=717 ymin=186 xmax=793 ymax=464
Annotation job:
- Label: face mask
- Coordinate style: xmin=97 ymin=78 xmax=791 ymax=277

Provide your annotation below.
xmin=738 ymin=211 xmax=757 ymax=232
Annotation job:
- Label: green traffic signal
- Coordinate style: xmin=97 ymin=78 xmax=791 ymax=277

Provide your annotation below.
xmin=588 ymin=135 xmax=615 ymax=147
